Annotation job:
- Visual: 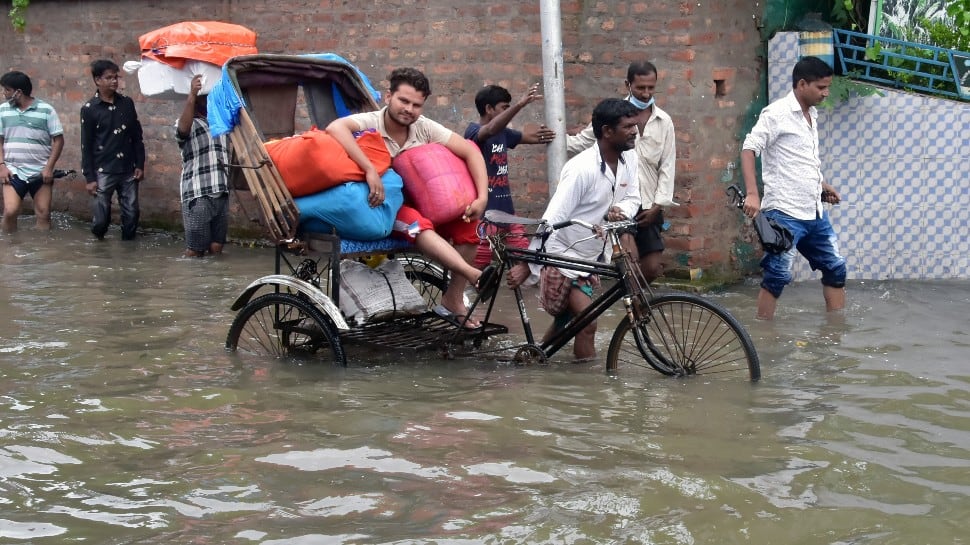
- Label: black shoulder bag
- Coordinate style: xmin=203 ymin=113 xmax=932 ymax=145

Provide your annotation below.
xmin=726 ymin=185 xmax=793 ymax=254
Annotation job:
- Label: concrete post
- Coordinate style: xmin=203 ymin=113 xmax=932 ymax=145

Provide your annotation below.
xmin=540 ymin=0 xmax=566 ymax=195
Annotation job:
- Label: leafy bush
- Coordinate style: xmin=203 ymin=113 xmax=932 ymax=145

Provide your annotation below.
xmin=7 ymin=0 xmax=29 ymax=31
xmin=948 ymin=0 xmax=970 ymax=41
xmin=819 ymin=74 xmax=884 ymax=109
xmin=830 ymin=0 xmax=870 ymax=32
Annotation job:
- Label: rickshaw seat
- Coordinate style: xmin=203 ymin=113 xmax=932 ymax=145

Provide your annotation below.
xmin=241 ymin=84 xmax=298 ymax=140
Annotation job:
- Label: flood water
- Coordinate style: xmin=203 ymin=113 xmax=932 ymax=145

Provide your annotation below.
xmin=2 ymin=213 xmax=969 ymax=544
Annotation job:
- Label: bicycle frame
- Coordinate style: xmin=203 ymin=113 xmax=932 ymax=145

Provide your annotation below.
xmin=480 ymin=220 xmax=651 ymax=361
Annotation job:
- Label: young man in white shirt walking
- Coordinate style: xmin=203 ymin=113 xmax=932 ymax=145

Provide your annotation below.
xmin=741 ymin=56 xmax=845 ymax=320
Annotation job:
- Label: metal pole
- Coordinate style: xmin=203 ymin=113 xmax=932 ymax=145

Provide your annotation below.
xmin=540 ymin=0 xmax=566 ymax=196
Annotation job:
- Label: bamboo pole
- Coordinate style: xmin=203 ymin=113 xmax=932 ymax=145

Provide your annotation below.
xmin=230 ymin=109 xmax=301 ymax=243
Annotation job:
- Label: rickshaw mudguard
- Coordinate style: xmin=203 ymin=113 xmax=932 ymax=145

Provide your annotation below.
xmin=231 ymin=274 xmax=350 ymax=330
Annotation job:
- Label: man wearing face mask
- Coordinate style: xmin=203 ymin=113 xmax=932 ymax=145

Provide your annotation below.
xmin=566 ymin=61 xmax=677 ymax=283
xmin=0 ymin=71 xmax=65 ymax=233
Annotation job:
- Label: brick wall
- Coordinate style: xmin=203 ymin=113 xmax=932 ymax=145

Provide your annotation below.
xmin=0 ymin=0 xmax=764 ymax=279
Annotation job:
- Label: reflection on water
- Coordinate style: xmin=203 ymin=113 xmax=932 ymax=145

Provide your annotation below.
xmin=2 ymin=213 xmax=970 ymax=543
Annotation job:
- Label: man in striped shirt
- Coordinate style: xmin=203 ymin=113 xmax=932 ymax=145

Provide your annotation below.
xmin=175 ymin=75 xmax=230 ymax=257
xmin=0 ymin=71 xmax=65 ymax=233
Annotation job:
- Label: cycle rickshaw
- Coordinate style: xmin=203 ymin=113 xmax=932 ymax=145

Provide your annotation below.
xmin=219 ymin=53 xmax=760 ymax=381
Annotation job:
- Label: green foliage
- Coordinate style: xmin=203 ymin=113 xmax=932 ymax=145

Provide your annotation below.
xmin=819 ymin=74 xmax=884 ymax=109
xmin=832 ymin=0 xmax=970 ymax=95
xmin=830 ymin=0 xmax=869 ymax=32
xmin=945 ymin=0 xmax=970 ymax=43
xmin=924 ymin=16 xmax=970 ymax=51
xmin=8 ymin=0 xmax=29 ymax=31
xmin=880 ymin=0 xmax=948 ymax=42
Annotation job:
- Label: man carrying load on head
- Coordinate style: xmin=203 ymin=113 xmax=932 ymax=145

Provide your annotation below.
xmin=326 ymin=67 xmax=494 ymax=329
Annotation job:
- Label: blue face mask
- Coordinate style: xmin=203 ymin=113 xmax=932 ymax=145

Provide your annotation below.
xmin=627 ymin=94 xmax=654 ymax=110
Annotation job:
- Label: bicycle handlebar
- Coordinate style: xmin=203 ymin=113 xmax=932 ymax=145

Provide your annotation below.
xmin=25 ymin=169 xmax=77 ymax=184
xmin=560 ymin=218 xmax=636 ymax=232
xmin=726 ymin=184 xmax=745 ymax=210
xmin=482 ymin=210 xmax=636 ymax=233
xmin=482 ymin=211 xmax=636 ymax=246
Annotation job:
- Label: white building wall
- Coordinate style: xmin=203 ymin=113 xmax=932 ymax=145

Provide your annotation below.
xmin=765 ymin=32 xmax=970 ymax=280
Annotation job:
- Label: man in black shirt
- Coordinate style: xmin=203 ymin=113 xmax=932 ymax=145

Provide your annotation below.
xmin=80 ymin=59 xmax=145 ymax=240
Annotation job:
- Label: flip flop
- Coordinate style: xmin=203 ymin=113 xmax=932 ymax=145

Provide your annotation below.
xmin=433 ymin=304 xmax=483 ymax=330
xmin=475 ymin=264 xmax=499 ymax=301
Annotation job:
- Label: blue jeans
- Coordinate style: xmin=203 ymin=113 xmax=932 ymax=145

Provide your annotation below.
xmin=92 ymin=172 xmax=139 ymax=240
xmin=760 ymin=209 xmax=846 ymax=298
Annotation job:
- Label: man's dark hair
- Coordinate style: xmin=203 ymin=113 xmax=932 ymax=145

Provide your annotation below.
xmin=626 ymin=60 xmax=658 ymax=83
xmin=0 ymin=71 xmax=32 ymax=96
xmin=473 ymin=84 xmax=512 ymax=115
xmin=792 ymin=56 xmax=834 ymax=87
xmin=591 ymin=98 xmax=639 ymax=139
xmin=90 ymin=59 xmax=120 ymax=81
xmin=388 ymin=67 xmax=431 ymax=97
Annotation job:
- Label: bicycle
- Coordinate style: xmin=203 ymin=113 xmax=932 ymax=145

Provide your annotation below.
xmin=475 ymin=210 xmax=761 ymax=380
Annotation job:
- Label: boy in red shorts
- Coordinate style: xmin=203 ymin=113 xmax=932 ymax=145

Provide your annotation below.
xmin=464 ymin=83 xmax=555 ymax=268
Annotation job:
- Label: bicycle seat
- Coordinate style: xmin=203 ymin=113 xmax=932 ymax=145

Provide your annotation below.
xmin=483 ymin=210 xmax=546 ymax=226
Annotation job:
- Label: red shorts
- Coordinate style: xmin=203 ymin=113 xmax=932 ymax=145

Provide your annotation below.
xmin=474 ymin=222 xmax=528 ymax=269
xmin=391 ymin=205 xmax=480 ymax=245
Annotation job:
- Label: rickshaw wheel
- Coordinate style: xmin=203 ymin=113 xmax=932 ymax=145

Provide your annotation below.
xmin=226 ymin=292 xmax=347 ymax=366
xmin=398 ymin=256 xmax=449 ymax=306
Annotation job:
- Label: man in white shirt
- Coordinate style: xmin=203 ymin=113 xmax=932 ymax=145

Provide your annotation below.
xmin=741 ymin=56 xmax=845 ymax=320
xmin=566 ymin=61 xmax=677 ymax=283
xmin=508 ymin=98 xmax=641 ymax=359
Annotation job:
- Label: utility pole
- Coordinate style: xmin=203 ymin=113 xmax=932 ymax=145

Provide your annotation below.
xmin=539 ymin=0 xmax=566 ymax=195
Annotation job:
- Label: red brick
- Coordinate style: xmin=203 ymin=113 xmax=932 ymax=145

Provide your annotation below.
xmin=667 ymin=18 xmax=691 ymax=31
xmin=669 ymin=49 xmax=696 ymax=63
xmin=0 ymin=0 xmax=764 ymax=280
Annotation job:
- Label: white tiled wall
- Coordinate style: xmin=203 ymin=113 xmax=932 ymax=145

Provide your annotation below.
xmin=764 ymin=32 xmax=970 ymax=280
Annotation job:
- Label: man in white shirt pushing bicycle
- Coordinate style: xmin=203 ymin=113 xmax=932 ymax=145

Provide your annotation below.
xmin=507 ymin=98 xmax=641 ymax=360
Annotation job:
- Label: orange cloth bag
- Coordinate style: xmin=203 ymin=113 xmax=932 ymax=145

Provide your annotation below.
xmin=265 ymin=128 xmax=391 ymax=197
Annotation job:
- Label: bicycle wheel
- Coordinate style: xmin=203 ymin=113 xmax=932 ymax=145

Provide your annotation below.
xmin=398 ymin=256 xmax=449 ymax=306
xmin=606 ymin=294 xmax=760 ymax=380
xmin=226 ymin=292 xmax=346 ymax=366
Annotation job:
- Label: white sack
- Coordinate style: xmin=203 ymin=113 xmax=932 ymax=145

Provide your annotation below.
xmin=338 ymin=259 xmax=428 ymax=325
xmin=124 ymin=58 xmax=223 ymax=100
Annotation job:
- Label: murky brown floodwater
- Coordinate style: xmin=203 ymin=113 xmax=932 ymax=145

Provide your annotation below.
xmin=2 ymin=213 xmax=969 ymax=544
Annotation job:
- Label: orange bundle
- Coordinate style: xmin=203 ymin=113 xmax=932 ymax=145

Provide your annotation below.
xmin=139 ymin=21 xmax=257 ymax=68
xmin=265 ymin=128 xmax=391 ymax=197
